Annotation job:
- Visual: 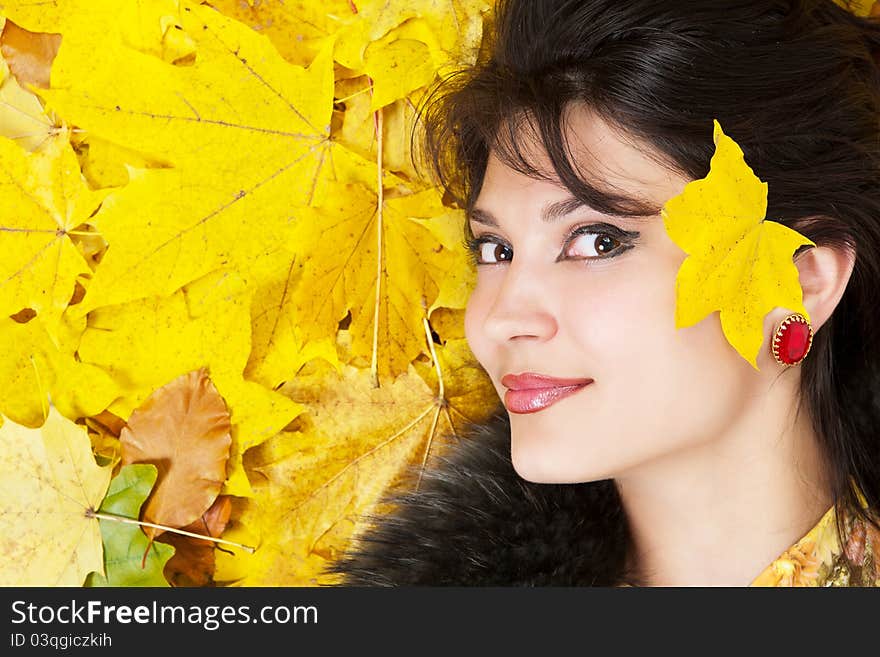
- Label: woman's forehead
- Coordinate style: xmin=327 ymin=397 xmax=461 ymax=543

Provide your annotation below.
xmin=481 ymin=111 xmax=689 ymax=213
xmin=481 ymin=105 xmax=688 ymax=202
xmin=560 ymin=107 xmax=685 ymax=192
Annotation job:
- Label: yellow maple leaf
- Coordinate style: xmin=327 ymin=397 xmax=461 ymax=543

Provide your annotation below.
xmin=245 ymin=255 xmax=342 ymax=391
xmin=289 ymin=181 xmax=463 ymax=382
xmin=334 ymin=75 xmax=428 ymax=185
xmin=363 ymin=29 xmax=438 ymax=111
xmin=2 ymin=1 xmax=185 ymax=184
xmin=0 ymin=314 xmax=119 ymax=427
xmin=76 ymin=269 xmax=303 ymax=497
xmin=211 ymin=0 xmax=489 ymax=83
xmin=216 ymin=361 xmax=462 ymax=585
xmin=412 ymin=208 xmax=476 ymax=314
xmin=333 ymin=0 xmax=490 ymax=80
xmin=661 ymin=120 xmax=815 ymax=370
xmin=0 ymin=131 xmax=106 ymax=335
xmin=411 ymin=337 xmax=498 ymax=427
xmin=29 ymin=1 xmax=352 ymax=315
xmin=219 ymin=317 xmax=497 ymax=585
xmin=0 ymin=405 xmax=112 ymax=585
xmin=207 ymin=0 xmax=354 ymax=68
xmin=5 ymin=0 xmax=200 ymax=66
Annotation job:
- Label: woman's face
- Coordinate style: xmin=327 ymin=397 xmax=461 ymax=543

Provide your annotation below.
xmin=464 ymin=109 xmax=773 ymax=483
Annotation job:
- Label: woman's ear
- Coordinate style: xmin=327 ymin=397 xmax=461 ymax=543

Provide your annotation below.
xmin=794 ymin=243 xmax=856 ymax=332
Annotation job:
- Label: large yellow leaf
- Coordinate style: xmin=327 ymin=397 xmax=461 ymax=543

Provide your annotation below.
xmin=0 ymin=406 xmax=112 ymax=585
xmin=0 ymin=314 xmax=119 ymax=428
xmin=661 ymin=120 xmax=815 ymax=370
xmin=3 ymin=0 xmax=159 ymax=40
xmin=218 ymin=323 xmax=497 ymax=586
xmin=289 ymin=181 xmax=463 ymax=382
xmin=244 ymin=255 xmax=342 ymax=391
xmin=0 ymin=131 xmax=105 ymax=335
xmin=27 ymin=1 xmax=347 ymax=315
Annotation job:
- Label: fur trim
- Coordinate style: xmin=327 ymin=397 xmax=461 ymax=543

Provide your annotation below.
xmin=321 ymin=403 xmax=632 ymax=586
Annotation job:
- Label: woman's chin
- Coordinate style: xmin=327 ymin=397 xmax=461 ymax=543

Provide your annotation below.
xmin=510 ymin=438 xmax=607 ymax=484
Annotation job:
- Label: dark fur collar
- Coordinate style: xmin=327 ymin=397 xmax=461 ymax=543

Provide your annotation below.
xmin=322 ymin=404 xmax=632 ymax=586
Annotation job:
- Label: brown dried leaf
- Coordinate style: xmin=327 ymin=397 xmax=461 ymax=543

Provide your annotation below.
xmin=120 ymin=367 xmax=231 ymax=541
xmin=83 ymin=409 xmax=127 ymax=467
xmin=158 ymin=496 xmax=232 ymax=587
xmin=0 ymin=20 xmax=61 ymax=90
xmin=87 ymin=409 xmax=127 ymax=437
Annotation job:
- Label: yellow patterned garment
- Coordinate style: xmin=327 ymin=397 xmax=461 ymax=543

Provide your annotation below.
xmin=749 ymin=500 xmax=880 ymax=586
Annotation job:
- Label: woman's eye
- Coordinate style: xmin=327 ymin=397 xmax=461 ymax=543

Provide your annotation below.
xmin=568 ymin=232 xmax=622 ymax=258
xmin=465 ymin=229 xmax=628 ymax=266
xmin=465 ymin=238 xmax=512 ymax=265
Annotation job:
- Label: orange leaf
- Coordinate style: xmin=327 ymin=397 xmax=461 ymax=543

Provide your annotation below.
xmin=120 ymin=367 xmax=232 ymax=541
xmin=158 ymin=496 xmax=233 ymax=587
xmin=0 ymin=20 xmax=61 ymax=90
xmin=86 ymin=409 xmax=127 ymax=438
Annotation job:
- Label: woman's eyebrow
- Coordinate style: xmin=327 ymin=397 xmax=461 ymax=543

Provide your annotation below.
xmin=469 ymin=195 xmax=658 ymax=226
xmin=469 ymin=197 xmax=582 ymax=227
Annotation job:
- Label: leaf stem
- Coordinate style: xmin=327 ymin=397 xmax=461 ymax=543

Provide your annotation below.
xmin=29 ymin=355 xmax=48 ymax=424
xmin=422 ymin=316 xmax=445 ymax=401
xmin=370 ymin=91 xmax=384 ymax=388
xmin=88 ymin=511 xmax=256 ymax=553
xmin=334 ymin=85 xmax=373 ymax=104
xmin=416 ymin=404 xmax=442 ymax=492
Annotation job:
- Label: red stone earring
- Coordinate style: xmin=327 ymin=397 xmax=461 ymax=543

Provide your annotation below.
xmin=770 ymin=313 xmax=813 ymax=366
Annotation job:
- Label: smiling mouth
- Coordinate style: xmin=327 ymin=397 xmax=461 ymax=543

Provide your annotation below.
xmin=503 ymin=381 xmax=592 ymax=414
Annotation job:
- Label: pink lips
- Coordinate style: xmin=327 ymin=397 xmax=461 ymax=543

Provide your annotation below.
xmin=501 ymin=373 xmax=593 ymax=414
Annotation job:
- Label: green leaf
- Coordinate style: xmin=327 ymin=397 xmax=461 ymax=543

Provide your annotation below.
xmin=85 ymin=464 xmax=174 ymax=587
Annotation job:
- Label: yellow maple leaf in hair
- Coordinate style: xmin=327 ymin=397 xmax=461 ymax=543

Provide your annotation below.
xmin=661 ymin=120 xmax=815 ymax=371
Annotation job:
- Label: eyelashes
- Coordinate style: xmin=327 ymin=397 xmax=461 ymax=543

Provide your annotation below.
xmin=463 ymin=236 xmax=508 ymax=266
xmin=463 ymin=222 xmax=640 ymax=266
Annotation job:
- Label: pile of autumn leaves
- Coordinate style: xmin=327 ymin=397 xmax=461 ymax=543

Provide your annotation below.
xmin=2 ymin=368 xmax=234 ymax=586
xmin=0 ymin=0 xmax=498 ymax=587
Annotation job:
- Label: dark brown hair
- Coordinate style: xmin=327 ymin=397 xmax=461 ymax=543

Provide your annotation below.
xmin=415 ymin=0 xmax=880 ymax=580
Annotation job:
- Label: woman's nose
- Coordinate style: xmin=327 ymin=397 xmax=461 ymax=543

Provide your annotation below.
xmin=480 ymin=261 xmax=558 ymax=343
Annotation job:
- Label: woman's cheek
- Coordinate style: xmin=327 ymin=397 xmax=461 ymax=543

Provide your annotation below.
xmin=463 ymin=286 xmax=490 ymax=363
